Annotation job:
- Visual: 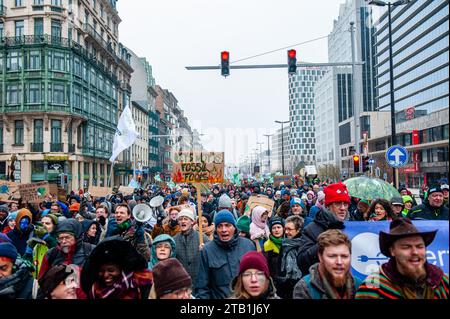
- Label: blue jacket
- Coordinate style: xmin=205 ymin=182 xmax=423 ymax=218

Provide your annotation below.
xmin=195 ymin=232 xmax=255 ymax=299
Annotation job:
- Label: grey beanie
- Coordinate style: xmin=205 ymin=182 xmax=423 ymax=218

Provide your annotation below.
xmin=218 ymin=194 xmax=232 ymax=209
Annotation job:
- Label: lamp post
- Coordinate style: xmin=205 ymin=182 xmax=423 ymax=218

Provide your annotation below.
xmin=264 ymin=134 xmax=273 ymax=173
xmin=369 ymin=0 xmax=411 ymax=188
xmin=275 ymin=120 xmax=289 ymax=175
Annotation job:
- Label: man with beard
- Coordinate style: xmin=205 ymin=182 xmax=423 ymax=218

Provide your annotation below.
xmin=173 ymin=209 xmax=209 ymax=290
xmin=297 ymin=183 xmax=349 ymax=276
xmin=357 ymin=218 xmax=448 ymax=299
xmin=293 ymin=230 xmax=361 ymax=299
xmin=195 ymin=210 xmax=255 ymax=299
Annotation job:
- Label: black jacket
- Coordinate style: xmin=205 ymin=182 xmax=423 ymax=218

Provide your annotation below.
xmin=0 ymin=259 xmax=34 ymax=299
xmin=408 ymin=202 xmax=449 ymax=220
xmin=296 ymin=208 xmax=344 ymax=276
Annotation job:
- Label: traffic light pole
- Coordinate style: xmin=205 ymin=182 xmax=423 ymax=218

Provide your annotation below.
xmin=186 ymin=62 xmax=364 ymax=71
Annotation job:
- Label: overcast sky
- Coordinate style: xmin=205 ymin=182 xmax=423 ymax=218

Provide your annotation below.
xmin=117 ymin=0 xmax=357 ymax=165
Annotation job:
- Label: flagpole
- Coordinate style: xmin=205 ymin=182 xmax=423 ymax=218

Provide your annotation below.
xmin=108 ymin=162 xmax=115 ymax=188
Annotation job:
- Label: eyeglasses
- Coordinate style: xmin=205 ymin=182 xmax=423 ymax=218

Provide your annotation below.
xmin=332 ymin=202 xmax=349 ymax=208
xmin=57 ymin=235 xmax=74 ymax=243
xmin=242 ymin=271 xmax=266 ymax=280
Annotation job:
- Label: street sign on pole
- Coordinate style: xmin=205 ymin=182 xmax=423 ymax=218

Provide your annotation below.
xmin=386 ymin=145 xmax=409 ymax=168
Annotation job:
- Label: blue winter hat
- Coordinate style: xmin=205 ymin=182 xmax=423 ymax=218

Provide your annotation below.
xmin=214 ymin=210 xmax=236 ymax=227
xmin=0 ymin=242 xmax=18 ymax=262
xmin=0 ymin=233 xmax=12 ymax=244
xmin=290 ymin=198 xmax=305 ymax=209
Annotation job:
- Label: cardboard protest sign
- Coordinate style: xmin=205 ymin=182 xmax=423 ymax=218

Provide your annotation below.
xmin=171 ymin=152 xmax=224 ymax=184
xmin=118 ymin=186 xmax=135 ymax=196
xmin=89 ymin=186 xmax=112 ymax=198
xmin=58 ymin=188 xmax=67 ymax=202
xmin=274 ymin=175 xmax=292 ymax=186
xmin=0 ymin=181 xmax=20 ymax=197
xmin=18 ymin=182 xmax=50 ymax=203
xmin=48 ymin=184 xmax=58 ymax=196
xmin=245 ymin=195 xmax=275 ymax=215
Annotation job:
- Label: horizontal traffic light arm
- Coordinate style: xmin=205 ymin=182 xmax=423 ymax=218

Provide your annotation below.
xmin=186 ymin=61 xmax=364 ymax=70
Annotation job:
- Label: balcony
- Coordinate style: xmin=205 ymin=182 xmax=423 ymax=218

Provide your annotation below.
xmin=0 ymin=5 xmax=6 ymax=17
xmin=31 ymin=143 xmax=44 ymax=153
xmin=68 ymin=144 xmax=76 ymax=153
xmin=50 ymin=143 xmax=64 ymax=152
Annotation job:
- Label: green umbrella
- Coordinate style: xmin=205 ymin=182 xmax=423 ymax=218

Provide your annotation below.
xmin=343 ymin=176 xmax=401 ymax=201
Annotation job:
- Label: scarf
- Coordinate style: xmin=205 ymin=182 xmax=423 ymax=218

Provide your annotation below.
xmin=269 ymin=235 xmax=283 ymax=251
xmin=89 ymin=270 xmax=153 ymax=299
xmin=382 ymin=258 xmax=442 ymax=299
xmin=214 ymin=231 xmax=239 ymax=250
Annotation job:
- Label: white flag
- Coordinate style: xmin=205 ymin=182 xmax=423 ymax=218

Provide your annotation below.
xmin=109 ymin=103 xmax=139 ymax=163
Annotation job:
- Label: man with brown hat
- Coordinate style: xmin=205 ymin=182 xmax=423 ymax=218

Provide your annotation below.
xmin=356 ymin=218 xmax=449 ymax=299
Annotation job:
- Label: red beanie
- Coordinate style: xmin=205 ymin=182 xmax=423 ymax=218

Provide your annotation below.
xmin=238 ymin=251 xmax=270 ymax=279
xmin=324 ymin=183 xmax=351 ymax=206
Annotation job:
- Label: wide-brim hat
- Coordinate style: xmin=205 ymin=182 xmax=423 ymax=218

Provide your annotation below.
xmin=379 ymin=218 xmax=437 ymax=258
xmin=80 ymin=237 xmax=147 ymax=294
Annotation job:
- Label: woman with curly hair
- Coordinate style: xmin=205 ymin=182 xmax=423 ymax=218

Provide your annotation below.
xmin=368 ymin=198 xmax=395 ymax=221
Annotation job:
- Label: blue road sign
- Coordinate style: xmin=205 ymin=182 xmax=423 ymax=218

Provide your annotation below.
xmin=386 ymin=145 xmax=409 ymax=168
xmin=368 ymin=159 xmax=375 ymax=165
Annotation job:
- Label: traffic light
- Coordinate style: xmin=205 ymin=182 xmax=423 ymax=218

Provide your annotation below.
xmin=287 ymin=49 xmax=297 ymax=74
xmin=221 ymin=51 xmax=230 ymax=77
xmin=362 ymin=156 xmax=370 ymax=172
xmin=353 ymin=155 xmax=360 ymax=173
xmin=64 ymin=174 xmax=68 ymax=185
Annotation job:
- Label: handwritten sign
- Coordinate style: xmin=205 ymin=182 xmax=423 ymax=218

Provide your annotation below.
xmin=274 ymin=175 xmax=292 ymax=186
xmin=89 ymin=186 xmax=112 ymax=198
xmin=118 ymin=186 xmax=135 ymax=196
xmin=245 ymin=195 xmax=275 ymax=215
xmin=18 ymin=182 xmax=50 ymax=203
xmin=171 ymin=152 xmax=224 ymax=184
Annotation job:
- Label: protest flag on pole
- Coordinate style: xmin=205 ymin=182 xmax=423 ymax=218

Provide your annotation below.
xmin=109 ymin=102 xmax=139 ymax=163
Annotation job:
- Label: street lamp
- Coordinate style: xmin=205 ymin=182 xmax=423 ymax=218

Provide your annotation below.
xmin=369 ymin=0 xmax=412 ymax=188
xmin=275 ymin=120 xmax=289 ymax=175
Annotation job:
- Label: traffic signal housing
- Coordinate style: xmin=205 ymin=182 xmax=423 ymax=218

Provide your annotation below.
xmin=221 ymin=51 xmax=230 ymax=77
xmin=287 ymin=49 xmax=297 ymax=74
xmin=362 ymin=156 xmax=370 ymax=172
xmin=353 ymin=155 xmax=360 ymax=173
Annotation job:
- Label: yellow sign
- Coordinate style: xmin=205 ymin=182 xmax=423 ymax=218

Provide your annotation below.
xmin=44 ymin=155 xmax=69 ymax=161
xmin=171 ymin=152 xmax=224 ymax=184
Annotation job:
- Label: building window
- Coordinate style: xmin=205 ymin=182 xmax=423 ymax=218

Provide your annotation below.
xmin=28 ymin=50 xmax=41 ymax=69
xmin=7 ymin=51 xmax=22 ymax=71
xmin=15 ymin=20 xmax=24 ymax=37
xmin=14 ymin=120 xmax=24 ymax=145
xmin=52 ymin=52 xmax=65 ymax=71
xmin=34 ymin=119 xmax=43 ymax=143
xmin=34 ymin=18 xmax=44 ymax=36
xmin=51 ymin=120 xmax=62 ymax=144
xmin=7 ymin=84 xmax=21 ymax=105
xmin=34 ymin=0 xmax=44 ymax=4
xmin=27 ymin=83 xmax=41 ymax=103
xmin=51 ymin=19 xmax=62 ymax=39
xmin=52 ymin=84 xmax=66 ymax=104
xmin=51 ymin=0 xmax=62 ymax=6
xmin=0 ymin=22 xmax=4 ymax=38
xmin=15 ymin=0 xmax=23 ymax=7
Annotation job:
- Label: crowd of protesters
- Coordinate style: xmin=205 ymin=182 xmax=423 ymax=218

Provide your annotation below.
xmin=0 ymin=177 xmax=448 ymax=299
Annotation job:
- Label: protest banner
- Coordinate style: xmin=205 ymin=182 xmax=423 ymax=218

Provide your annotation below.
xmin=118 ymin=186 xmax=135 ymax=196
xmin=18 ymin=182 xmax=50 ymax=203
xmin=171 ymin=152 xmax=224 ymax=184
xmin=89 ymin=186 xmax=112 ymax=198
xmin=344 ymin=221 xmax=449 ymax=281
xmin=0 ymin=181 xmax=20 ymax=197
xmin=244 ymin=195 xmax=275 ymax=215
xmin=274 ymin=175 xmax=292 ymax=186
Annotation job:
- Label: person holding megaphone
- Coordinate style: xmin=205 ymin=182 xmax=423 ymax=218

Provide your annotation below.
xmin=105 ymin=203 xmax=151 ymax=262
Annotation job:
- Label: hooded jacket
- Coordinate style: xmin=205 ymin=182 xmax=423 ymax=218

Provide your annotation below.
xmin=6 ymin=209 xmax=34 ymax=255
xmin=0 ymin=258 xmax=34 ymax=299
xmin=81 ymin=220 xmax=101 ymax=245
xmin=195 ymin=231 xmax=255 ymax=299
xmin=249 ymin=206 xmax=270 ymax=241
xmin=293 ymin=262 xmax=361 ymax=299
xmin=148 ymin=234 xmax=176 ymax=270
xmin=296 ymin=207 xmax=345 ymax=276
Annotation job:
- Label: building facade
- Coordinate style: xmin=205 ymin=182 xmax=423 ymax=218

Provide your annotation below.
xmin=0 ymin=0 xmax=133 ymax=191
xmin=271 ymin=127 xmax=291 ymax=174
xmin=372 ymin=0 xmax=449 ymax=186
xmin=288 ymin=67 xmax=327 ymax=169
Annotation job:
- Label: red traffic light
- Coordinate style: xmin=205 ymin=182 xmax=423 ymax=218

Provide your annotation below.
xmin=221 ymin=51 xmax=229 ymax=61
xmin=288 ymin=49 xmax=297 ymax=59
xmin=353 ymin=155 xmax=360 ymax=163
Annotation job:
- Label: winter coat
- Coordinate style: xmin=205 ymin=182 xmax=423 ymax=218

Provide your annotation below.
xmin=174 ymin=228 xmax=210 ymax=288
xmin=81 ymin=220 xmax=101 ymax=245
xmin=275 ymin=236 xmax=303 ymax=299
xmin=293 ymin=263 xmax=361 ymax=299
xmin=195 ymin=232 xmax=256 ymax=299
xmin=151 ymin=221 xmax=181 ymax=238
xmin=0 ymin=258 xmax=34 ymax=299
xmin=297 ymin=208 xmax=345 ymax=276
xmin=6 ymin=226 xmax=34 ymax=256
xmin=148 ymin=234 xmax=176 ymax=270
xmin=408 ymin=203 xmax=449 ymax=220
xmin=250 ymin=206 xmax=270 ymax=241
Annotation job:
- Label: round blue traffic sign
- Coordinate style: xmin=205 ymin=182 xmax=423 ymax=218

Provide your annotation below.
xmin=385 ymin=145 xmax=409 ymax=168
